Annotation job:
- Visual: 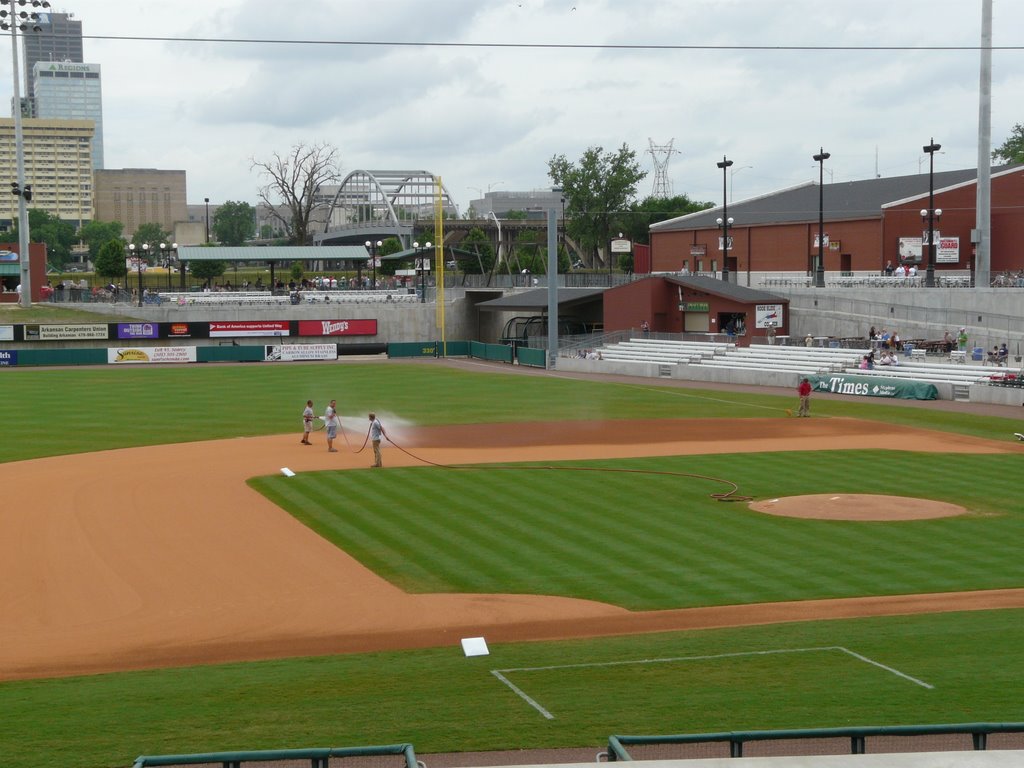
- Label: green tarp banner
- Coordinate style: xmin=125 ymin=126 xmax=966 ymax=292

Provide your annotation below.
xmin=807 ymin=373 xmax=938 ymax=400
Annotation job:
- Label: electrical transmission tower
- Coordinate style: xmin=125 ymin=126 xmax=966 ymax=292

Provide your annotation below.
xmin=647 ymin=138 xmax=679 ymax=198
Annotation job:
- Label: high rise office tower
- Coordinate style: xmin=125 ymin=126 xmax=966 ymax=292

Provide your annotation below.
xmin=33 ymin=61 xmax=104 ymax=169
xmin=21 ymin=11 xmax=83 ymax=98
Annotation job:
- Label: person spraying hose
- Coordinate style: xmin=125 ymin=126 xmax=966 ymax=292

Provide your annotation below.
xmin=368 ymin=412 xmax=388 ymax=467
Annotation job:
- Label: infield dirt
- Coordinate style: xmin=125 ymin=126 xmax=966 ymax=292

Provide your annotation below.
xmin=1 ymin=416 xmax=1019 ymax=681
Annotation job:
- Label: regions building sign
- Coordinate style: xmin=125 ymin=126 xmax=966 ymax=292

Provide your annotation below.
xmin=806 ymin=373 xmax=937 ymax=400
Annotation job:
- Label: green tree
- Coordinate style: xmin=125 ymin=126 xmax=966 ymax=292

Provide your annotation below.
xmin=77 ymin=220 xmax=124 ymax=264
xmin=460 ymin=227 xmax=495 ymax=274
xmin=190 ymin=259 xmax=226 ymax=288
xmin=548 ymin=143 xmax=647 ymax=269
xmin=252 ymin=141 xmax=343 ymax=245
xmin=94 ymin=239 xmax=127 ymax=282
xmin=992 ymin=123 xmax=1024 ymax=164
xmin=213 ymin=200 xmax=256 ymax=246
xmin=377 ymin=237 xmax=403 ymax=277
xmin=10 ymin=209 xmax=76 ymax=268
xmin=132 ymin=223 xmax=172 ymax=256
xmin=621 ymin=194 xmax=716 ymax=245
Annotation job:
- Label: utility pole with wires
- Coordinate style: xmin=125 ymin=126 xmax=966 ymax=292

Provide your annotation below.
xmin=647 ymin=138 xmax=679 ymax=198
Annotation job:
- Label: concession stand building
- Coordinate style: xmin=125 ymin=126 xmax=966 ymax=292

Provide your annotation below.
xmin=602 ymin=274 xmax=789 ymax=342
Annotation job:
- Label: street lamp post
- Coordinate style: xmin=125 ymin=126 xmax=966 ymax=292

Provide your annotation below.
xmin=128 ymin=242 xmax=149 ymax=306
xmin=716 ymin=156 xmax=733 ymax=282
xmin=922 ymin=138 xmax=942 ymax=287
xmin=813 ymin=148 xmax=831 ymax=287
xmin=160 ymin=242 xmax=177 ymax=290
xmin=365 ymin=239 xmax=382 ymax=290
xmin=413 ymin=240 xmax=432 ymax=303
xmin=3 ymin=0 xmax=50 ymax=308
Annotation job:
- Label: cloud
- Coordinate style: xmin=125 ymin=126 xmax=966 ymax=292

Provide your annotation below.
xmin=11 ymin=0 xmax=1020 ymax=214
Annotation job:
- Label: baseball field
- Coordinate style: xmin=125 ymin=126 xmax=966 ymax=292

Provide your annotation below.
xmin=2 ymin=358 xmax=1023 ymax=768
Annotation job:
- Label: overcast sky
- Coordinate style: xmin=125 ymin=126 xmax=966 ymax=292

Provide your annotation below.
xmin=4 ymin=0 xmax=1022 ymax=217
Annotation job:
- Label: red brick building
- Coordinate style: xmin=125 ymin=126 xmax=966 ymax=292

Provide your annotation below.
xmin=649 ymin=165 xmax=1024 ymax=277
xmin=603 ymin=275 xmax=789 ymax=342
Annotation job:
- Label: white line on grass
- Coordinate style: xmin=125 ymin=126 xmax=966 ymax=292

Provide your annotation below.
xmin=490 ymin=670 xmax=556 ymax=720
xmin=836 ymin=646 xmax=934 ymax=690
xmin=491 ymin=646 xmax=932 ymax=719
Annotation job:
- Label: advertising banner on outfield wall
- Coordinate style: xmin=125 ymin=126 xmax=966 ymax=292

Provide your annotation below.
xmin=108 ymin=347 xmax=198 ymax=364
xmin=264 ymin=344 xmax=338 ymax=362
xmin=161 ymin=322 xmax=208 ymax=339
xmin=209 ymin=321 xmax=289 ymax=337
xmin=298 ymin=319 xmax=378 ymax=337
xmin=117 ymin=322 xmax=159 ymax=340
xmin=0 ymin=325 xmax=13 ymax=341
xmin=0 ymin=350 xmax=16 ymax=365
xmin=24 ymin=323 xmax=109 ymax=341
xmin=806 ymin=373 xmax=937 ymax=400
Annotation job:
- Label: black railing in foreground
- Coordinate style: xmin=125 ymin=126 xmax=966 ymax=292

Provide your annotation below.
xmin=133 ymin=742 xmax=420 ymax=768
xmin=607 ymin=723 xmax=1024 ymax=760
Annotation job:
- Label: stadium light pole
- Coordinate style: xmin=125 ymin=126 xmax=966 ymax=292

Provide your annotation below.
xmin=3 ymin=0 xmax=50 ymax=308
xmin=813 ymin=148 xmax=831 ymax=287
xmin=204 ymin=198 xmax=210 ymax=243
xmin=716 ymin=156 xmax=733 ymax=282
xmin=922 ymin=138 xmax=942 ymax=287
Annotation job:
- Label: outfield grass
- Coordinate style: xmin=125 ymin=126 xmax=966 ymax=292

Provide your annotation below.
xmin=0 ymin=361 xmax=1019 ymax=463
xmin=2 ymin=360 xmax=1023 ymax=768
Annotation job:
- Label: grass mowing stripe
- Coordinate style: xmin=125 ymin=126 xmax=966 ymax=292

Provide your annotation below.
xmin=254 ymin=450 xmax=1024 ymax=610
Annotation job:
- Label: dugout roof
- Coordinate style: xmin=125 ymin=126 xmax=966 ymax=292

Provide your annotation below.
xmin=475 ymin=287 xmax=606 ymax=313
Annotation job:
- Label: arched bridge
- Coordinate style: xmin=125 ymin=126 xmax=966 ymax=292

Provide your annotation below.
xmin=313 ymin=170 xmax=460 ymax=248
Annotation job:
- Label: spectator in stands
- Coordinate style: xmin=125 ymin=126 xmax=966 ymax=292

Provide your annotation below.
xmin=891 ymin=331 xmax=901 ymax=350
xmin=957 ymin=328 xmax=969 ymax=352
xmin=877 ymin=350 xmax=892 ymax=366
xmin=943 ymin=330 xmax=953 ymax=353
xmin=895 ymin=263 xmax=907 ymax=277
xmin=869 ymin=326 xmax=877 ymax=341
xmin=998 ymin=343 xmax=1009 ymax=365
xmin=641 ymin=320 xmax=650 ymax=337
xmin=907 ymin=264 xmax=918 ymax=277
xmin=883 ymin=261 xmax=894 ymax=276
xmin=804 ymin=333 xmax=814 ymax=347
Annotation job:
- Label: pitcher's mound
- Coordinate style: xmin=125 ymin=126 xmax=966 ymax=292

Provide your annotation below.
xmin=750 ymin=494 xmax=967 ymax=521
